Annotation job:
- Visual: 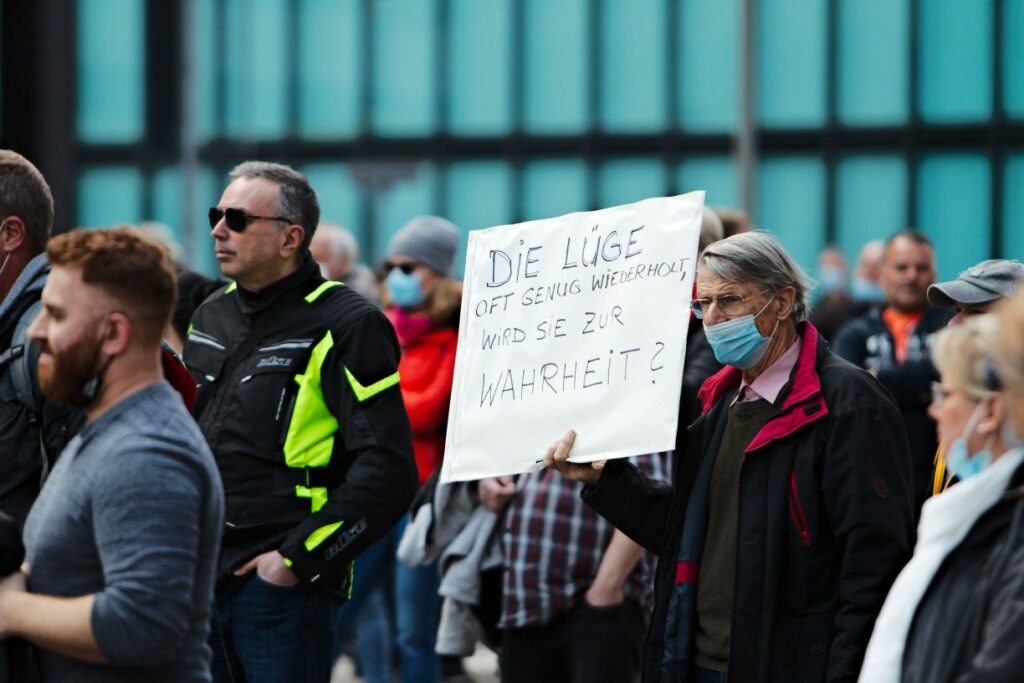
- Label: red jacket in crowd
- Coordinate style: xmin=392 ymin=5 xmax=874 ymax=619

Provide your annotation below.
xmin=387 ymin=307 xmax=458 ymax=484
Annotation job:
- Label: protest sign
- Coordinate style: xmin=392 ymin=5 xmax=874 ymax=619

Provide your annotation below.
xmin=440 ymin=192 xmax=704 ymax=483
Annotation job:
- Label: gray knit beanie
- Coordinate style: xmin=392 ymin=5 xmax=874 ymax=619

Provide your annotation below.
xmin=387 ymin=215 xmax=460 ymax=276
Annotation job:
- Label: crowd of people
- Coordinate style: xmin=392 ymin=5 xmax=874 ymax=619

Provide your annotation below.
xmin=0 ymin=147 xmax=1022 ymax=683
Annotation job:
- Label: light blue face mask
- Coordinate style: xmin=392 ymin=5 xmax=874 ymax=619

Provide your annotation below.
xmin=703 ymin=297 xmax=778 ymax=369
xmin=946 ymin=402 xmax=994 ymax=481
xmin=851 ymin=278 xmax=886 ymax=304
xmin=386 ymin=268 xmax=425 ymax=308
xmin=817 ymin=265 xmax=846 ymax=294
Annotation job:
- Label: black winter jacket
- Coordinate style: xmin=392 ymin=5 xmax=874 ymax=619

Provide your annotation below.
xmin=184 ymin=256 xmax=417 ymax=594
xmin=583 ymin=322 xmax=915 ymax=682
xmin=832 ymin=305 xmax=952 ymax=511
xmin=0 ymin=254 xmax=83 ymax=528
xmin=901 ymin=462 xmax=1024 ymax=683
xmin=681 ymin=322 xmax=721 ymax=429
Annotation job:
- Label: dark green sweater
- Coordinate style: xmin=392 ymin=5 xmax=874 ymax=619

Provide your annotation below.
xmin=695 ymin=397 xmax=778 ymax=672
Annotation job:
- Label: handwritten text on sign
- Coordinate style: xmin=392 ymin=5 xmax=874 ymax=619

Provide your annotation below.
xmin=441 ymin=192 xmax=704 ymax=483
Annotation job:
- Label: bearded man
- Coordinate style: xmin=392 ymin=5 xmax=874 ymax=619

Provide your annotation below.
xmin=0 ymin=228 xmax=224 ymax=683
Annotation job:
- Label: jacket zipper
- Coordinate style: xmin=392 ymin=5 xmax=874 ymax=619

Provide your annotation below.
xmin=788 ymin=472 xmax=813 ymax=547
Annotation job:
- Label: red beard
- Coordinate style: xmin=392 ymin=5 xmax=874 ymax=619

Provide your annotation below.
xmin=36 ymin=336 xmax=103 ymax=407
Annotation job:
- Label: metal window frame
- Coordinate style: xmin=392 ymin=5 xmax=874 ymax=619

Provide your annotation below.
xmin=1 ymin=0 xmax=1022 ymax=263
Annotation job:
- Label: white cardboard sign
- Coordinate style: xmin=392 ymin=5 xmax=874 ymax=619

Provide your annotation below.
xmin=440 ymin=192 xmax=704 ymax=483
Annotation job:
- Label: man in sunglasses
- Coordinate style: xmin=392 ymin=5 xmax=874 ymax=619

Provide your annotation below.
xmin=184 ymin=161 xmax=417 ymax=683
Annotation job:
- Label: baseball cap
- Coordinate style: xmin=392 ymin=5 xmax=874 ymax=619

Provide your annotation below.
xmin=927 ymin=259 xmax=1024 ymax=307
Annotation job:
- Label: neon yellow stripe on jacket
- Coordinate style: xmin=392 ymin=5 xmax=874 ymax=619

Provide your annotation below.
xmin=345 ymin=368 xmax=400 ymax=403
xmin=304 ymin=521 xmax=343 ymax=551
xmin=283 ymin=333 xmax=338 ymax=469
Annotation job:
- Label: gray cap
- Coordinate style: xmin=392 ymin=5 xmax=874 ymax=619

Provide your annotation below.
xmin=386 ymin=215 xmax=460 ymax=276
xmin=927 ymin=259 xmax=1024 ymax=307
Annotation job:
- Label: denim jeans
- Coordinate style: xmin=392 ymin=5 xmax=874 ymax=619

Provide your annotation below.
xmin=210 ymin=573 xmax=338 ymax=683
xmin=334 ymin=530 xmax=396 ymax=683
xmin=394 ymin=517 xmax=443 ymax=683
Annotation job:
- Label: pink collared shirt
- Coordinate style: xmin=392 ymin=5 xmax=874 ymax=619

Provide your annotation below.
xmin=734 ymin=338 xmax=802 ymax=405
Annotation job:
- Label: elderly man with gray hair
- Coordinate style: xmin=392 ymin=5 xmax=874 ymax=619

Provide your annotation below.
xmin=547 ymin=231 xmax=915 ymax=683
xmin=309 ymin=222 xmax=381 ymax=304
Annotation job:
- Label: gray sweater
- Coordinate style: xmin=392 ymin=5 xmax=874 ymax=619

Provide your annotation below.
xmin=23 ymin=382 xmax=224 ymax=682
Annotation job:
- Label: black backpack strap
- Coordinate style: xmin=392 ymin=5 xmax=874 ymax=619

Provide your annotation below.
xmin=7 ymin=300 xmax=43 ymax=419
xmin=192 ymin=292 xmax=301 ymax=421
xmin=0 ymin=299 xmax=55 ymax=486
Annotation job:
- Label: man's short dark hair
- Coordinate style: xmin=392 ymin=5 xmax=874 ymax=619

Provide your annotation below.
xmin=229 ymin=161 xmax=320 ymax=253
xmin=0 ymin=150 xmax=54 ymax=255
xmin=885 ymin=228 xmax=933 ymax=253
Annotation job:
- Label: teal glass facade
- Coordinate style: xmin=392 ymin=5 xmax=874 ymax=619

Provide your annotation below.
xmin=54 ymin=0 xmax=1024 ymax=278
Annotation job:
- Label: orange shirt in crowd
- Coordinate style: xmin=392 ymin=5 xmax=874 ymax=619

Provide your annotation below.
xmin=883 ymin=308 xmax=924 ymax=364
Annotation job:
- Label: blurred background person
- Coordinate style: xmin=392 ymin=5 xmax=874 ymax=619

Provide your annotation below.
xmin=311 ymin=222 xmax=381 ymax=305
xmin=809 ymin=245 xmax=864 ymax=343
xmin=927 ymin=258 xmax=1024 ymax=495
xmin=850 ymin=240 xmax=887 ymax=306
xmin=381 ymin=216 xmax=462 ymax=683
xmin=712 ymin=207 xmax=750 ymax=238
xmin=834 ymin=230 xmax=952 ymax=513
xmin=859 ymin=314 xmax=1024 ymax=683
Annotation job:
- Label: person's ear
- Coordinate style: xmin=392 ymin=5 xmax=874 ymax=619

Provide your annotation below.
xmin=978 ymin=394 xmax=1006 ymax=438
xmin=0 ymin=216 xmax=27 ymax=252
xmin=775 ymin=285 xmax=797 ymax=320
xmin=279 ymin=224 xmax=305 ymax=258
xmin=104 ymin=312 xmax=133 ymax=356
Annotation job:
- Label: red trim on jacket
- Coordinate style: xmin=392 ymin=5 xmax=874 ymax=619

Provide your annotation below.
xmin=675 ymin=560 xmax=700 ymax=584
xmin=161 ymin=346 xmax=197 ymax=410
xmin=696 ymin=321 xmax=830 ymax=454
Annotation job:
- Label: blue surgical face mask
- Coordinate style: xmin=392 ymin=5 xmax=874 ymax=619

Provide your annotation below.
xmin=386 ymin=268 xmax=425 ymax=308
xmin=817 ymin=265 xmax=846 ymax=294
xmin=851 ymin=277 xmax=886 ymax=304
xmin=703 ymin=297 xmax=778 ymax=369
xmin=946 ymin=402 xmax=994 ymax=481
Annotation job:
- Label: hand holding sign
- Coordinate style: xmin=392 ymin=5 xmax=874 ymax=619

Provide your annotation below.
xmin=543 ymin=430 xmax=605 ymax=487
xmin=441 ymin=192 xmax=704 ymax=483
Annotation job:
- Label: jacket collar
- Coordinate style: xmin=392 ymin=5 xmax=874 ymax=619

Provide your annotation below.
xmin=236 ymin=254 xmax=321 ymax=318
xmin=0 ymin=252 xmax=48 ymax=321
xmin=697 ymin=321 xmax=830 ymax=453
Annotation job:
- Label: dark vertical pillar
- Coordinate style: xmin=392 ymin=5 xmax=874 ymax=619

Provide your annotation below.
xmin=1 ymin=0 xmax=78 ymax=232
xmin=907 ymin=0 xmax=921 ymax=230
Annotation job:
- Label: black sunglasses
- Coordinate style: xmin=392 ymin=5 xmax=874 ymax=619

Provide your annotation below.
xmin=382 ymin=262 xmax=419 ymax=276
xmin=209 ymin=207 xmax=293 ymax=232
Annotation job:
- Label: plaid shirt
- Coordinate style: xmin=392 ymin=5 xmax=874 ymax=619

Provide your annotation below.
xmin=499 ymin=453 xmax=671 ymax=629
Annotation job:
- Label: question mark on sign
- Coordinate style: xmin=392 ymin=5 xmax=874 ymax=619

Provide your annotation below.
xmin=650 ymin=341 xmax=665 ymax=384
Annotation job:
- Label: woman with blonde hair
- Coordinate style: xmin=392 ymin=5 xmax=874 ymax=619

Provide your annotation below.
xmin=859 ymin=312 xmax=1024 ymax=682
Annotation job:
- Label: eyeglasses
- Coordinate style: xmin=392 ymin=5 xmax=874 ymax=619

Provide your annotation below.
xmin=382 ymin=262 xmax=419 ymax=276
xmin=930 ymin=381 xmax=951 ymax=406
xmin=690 ymin=290 xmax=771 ymax=319
xmin=208 ymin=207 xmax=293 ymax=233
